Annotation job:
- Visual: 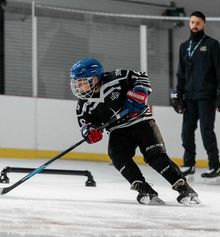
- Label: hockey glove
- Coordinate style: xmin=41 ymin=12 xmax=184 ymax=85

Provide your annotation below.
xmin=124 ymin=87 xmax=148 ymax=117
xmin=170 ymin=91 xmax=185 ymax=114
xmin=81 ymin=124 xmax=103 ymax=144
xmin=216 ymin=95 xmax=220 ymax=112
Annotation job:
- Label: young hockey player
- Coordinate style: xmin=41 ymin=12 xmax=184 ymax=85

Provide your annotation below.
xmin=70 ymin=58 xmax=201 ymax=206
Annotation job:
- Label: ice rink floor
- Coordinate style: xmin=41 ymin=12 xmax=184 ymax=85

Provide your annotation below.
xmin=0 ymin=158 xmax=220 ymax=237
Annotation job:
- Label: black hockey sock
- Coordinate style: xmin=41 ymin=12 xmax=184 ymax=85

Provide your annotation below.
xmin=116 ymin=159 xmax=146 ymax=184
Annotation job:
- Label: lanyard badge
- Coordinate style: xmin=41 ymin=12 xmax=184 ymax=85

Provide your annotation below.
xmin=187 ymin=35 xmax=205 ymax=58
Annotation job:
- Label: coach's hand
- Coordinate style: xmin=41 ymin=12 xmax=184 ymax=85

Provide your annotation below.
xmin=172 ymin=98 xmax=185 ymax=114
xmin=170 ymin=91 xmax=185 ymax=114
xmin=81 ymin=124 xmax=103 ymax=144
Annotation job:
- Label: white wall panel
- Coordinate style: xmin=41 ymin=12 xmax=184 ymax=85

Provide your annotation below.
xmin=1 ymin=95 xmax=220 ymax=160
xmin=0 ymin=95 xmax=36 ymax=148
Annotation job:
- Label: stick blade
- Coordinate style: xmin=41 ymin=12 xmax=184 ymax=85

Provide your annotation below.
xmin=0 ymin=187 xmax=4 ymax=195
xmin=0 ymin=186 xmax=13 ymax=195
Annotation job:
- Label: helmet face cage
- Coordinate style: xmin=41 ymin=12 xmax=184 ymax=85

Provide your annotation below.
xmin=70 ymin=58 xmax=103 ymax=99
xmin=70 ymin=76 xmax=97 ymax=99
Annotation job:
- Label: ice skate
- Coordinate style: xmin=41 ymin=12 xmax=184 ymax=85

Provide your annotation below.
xmin=172 ymin=179 xmax=201 ymax=206
xmin=131 ymin=180 xmax=165 ymax=205
xmin=201 ymin=168 xmax=220 ymax=184
xmin=180 ymin=166 xmax=195 ymax=176
xmin=201 ymin=168 xmax=220 ymax=178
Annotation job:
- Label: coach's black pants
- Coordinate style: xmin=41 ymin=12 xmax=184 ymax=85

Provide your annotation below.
xmin=182 ymin=99 xmax=219 ymax=169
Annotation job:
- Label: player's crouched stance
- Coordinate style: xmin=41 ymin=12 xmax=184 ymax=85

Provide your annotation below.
xmin=70 ymin=58 xmax=201 ymax=206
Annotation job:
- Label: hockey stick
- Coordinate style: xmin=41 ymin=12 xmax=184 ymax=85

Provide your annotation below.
xmin=0 ymin=109 xmax=129 ymax=195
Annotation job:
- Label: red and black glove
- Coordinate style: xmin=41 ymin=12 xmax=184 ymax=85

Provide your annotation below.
xmin=124 ymin=87 xmax=148 ymax=117
xmin=81 ymin=124 xmax=103 ymax=144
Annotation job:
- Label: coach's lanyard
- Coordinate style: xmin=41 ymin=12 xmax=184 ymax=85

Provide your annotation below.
xmin=188 ymin=35 xmax=205 ymax=58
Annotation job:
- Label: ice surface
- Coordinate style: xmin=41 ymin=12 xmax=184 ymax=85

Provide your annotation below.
xmin=0 ymin=158 xmax=220 ymax=237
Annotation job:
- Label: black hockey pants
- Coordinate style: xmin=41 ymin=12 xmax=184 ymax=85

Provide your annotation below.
xmin=108 ymin=120 xmax=184 ymax=186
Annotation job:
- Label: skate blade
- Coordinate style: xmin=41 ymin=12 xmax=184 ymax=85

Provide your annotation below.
xmin=180 ymin=196 xmax=201 ymax=206
xmin=139 ymin=196 xmax=165 ymax=205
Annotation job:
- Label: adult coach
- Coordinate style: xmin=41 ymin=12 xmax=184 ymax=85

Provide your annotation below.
xmin=172 ymin=11 xmax=220 ymax=178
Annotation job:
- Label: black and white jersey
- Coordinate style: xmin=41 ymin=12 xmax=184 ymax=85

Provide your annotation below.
xmin=76 ymin=69 xmax=153 ymax=132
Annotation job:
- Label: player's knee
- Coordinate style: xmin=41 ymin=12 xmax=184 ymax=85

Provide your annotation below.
xmin=108 ymin=146 xmax=135 ymax=171
xmin=144 ymin=149 xmax=170 ymax=171
xmin=112 ymin=159 xmax=125 ymax=171
xmin=108 ymin=151 xmax=126 ymax=171
xmin=143 ymin=148 xmax=162 ymax=165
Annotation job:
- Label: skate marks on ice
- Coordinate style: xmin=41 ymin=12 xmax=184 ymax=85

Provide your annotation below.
xmin=0 ymin=159 xmax=220 ymax=237
xmin=0 ymin=195 xmax=218 ymax=237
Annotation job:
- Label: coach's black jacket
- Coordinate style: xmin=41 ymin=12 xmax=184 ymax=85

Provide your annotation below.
xmin=176 ymin=34 xmax=220 ymax=99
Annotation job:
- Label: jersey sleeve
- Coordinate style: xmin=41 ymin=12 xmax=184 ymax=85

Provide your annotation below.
xmin=76 ymin=100 xmax=97 ymax=129
xmin=127 ymin=70 xmax=152 ymax=95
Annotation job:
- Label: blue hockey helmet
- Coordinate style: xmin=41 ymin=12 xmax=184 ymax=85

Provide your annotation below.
xmin=70 ymin=58 xmax=103 ymax=99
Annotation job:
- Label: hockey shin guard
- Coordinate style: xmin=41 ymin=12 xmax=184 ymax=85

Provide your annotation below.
xmin=147 ymin=153 xmax=185 ymax=185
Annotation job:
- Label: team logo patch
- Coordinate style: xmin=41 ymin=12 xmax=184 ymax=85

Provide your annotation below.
xmin=115 ymin=69 xmax=122 ymax=76
xmin=200 ymin=46 xmax=207 ymax=52
xmin=110 ymin=91 xmax=120 ymax=101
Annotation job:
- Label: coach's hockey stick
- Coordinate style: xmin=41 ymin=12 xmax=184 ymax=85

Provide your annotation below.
xmin=0 ymin=109 xmax=129 ymax=195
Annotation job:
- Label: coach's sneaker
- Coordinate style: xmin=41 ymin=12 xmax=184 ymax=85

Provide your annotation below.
xmin=180 ymin=166 xmax=195 ymax=177
xmin=201 ymin=168 xmax=220 ymax=178
xmin=172 ymin=179 xmax=201 ymax=206
xmin=131 ymin=180 xmax=165 ymax=205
